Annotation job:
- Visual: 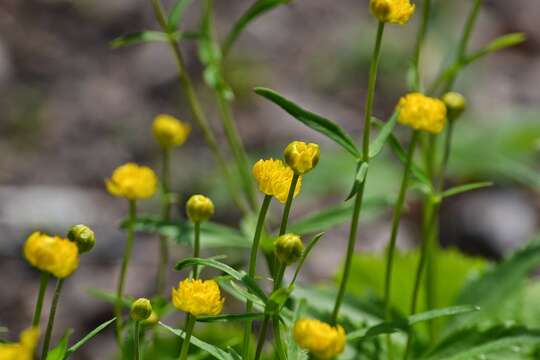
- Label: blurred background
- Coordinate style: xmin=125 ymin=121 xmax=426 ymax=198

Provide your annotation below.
xmin=0 ymin=0 xmax=539 ymax=358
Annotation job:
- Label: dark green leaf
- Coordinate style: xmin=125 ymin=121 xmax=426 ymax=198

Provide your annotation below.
xmin=65 ymin=318 xmax=116 ymax=357
xmin=168 ymin=0 xmax=195 ymax=30
xmin=369 ymin=111 xmax=399 ymax=158
xmin=441 ymin=181 xmax=492 ymax=199
xmin=46 ymin=330 xmax=72 ymax=360
xmin=255 ymin=87 xmax=361 ymax=157
xmin=110 ymin=31 xmax=177 ymax=49
xmin=196 ymin=313 xmax=265 ymax=323
xmin=222 ymin=0 xmax=290 ymax=56
xmin=174 ymin=258 xmax=267 ymax=303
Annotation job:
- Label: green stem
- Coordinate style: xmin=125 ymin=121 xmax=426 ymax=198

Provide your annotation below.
xmin=438 ymin=119 xmax=455 ymax=191
xmin=253 ymin=315 xmax=270 ymax=360
xmin=278 ymin=174 xmax=300 ymax=236
xmin=178 ymin=315 xmax=196 ymax=360
xmin=412 ymin=0 xmax=432 ymax=92
xmin=134 ymin=321 xmax=142 ymax=360
xmin=115 ymin=200 xmax=137 ymax=345
xmin=157 ymin=148 xmax=171 ymax=295
xmin=32 ymin=272 xmax=50 ymax=327
xmin=149 ymin=0 xmax=247 ymax=214
xmin=331 ymin=182 xmax=365 ymax=325
xmin=383 ymin=130 xmax=419 ymax=319
xmin=193 ymin=222 xmax=201 ymax=279
xmin=242 ymin=195 xmax=273 ymax=359
xmin=40 ymin=278 xmax=64 ymax=360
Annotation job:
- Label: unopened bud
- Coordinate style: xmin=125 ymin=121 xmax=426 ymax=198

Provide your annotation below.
xmin=274 ymin=234 xmax=304 ymax=265
xmin=67 ymin=224 xmax=96 ymax=254
xmin=442 ymin=92 xmax=466 ymax=120
xmin=186 ymin=195 xmax=215 ymax=223
xmin=131 ymin=298 xmax=152 ymax=321
xmin=284 ymin=141 xmax=320 ymax=175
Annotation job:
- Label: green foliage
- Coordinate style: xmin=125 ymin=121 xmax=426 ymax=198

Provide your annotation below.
xmin=110 ymin=31 xmax=180 ymax=48
xmin=168 ymin=0 xmax=195 ymax=30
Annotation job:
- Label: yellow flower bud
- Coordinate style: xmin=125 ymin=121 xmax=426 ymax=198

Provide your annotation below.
xmin=397 ymin=92 xmax=447 ymax=134
xmin=106 ymin=163 xmax=157 ymax=200
xmin=274 ymin=233 xmax=304 ymax=265
xmin=284 ymin=141 xmax=320 ymax=175
xmin=142 ymin=310 xmax=159 ymax=327
xmin=152 ymin=114 xmax=191 ymax=149
xmin=186 ymin=194 xmax=215 ymax=223
xmin=252 ymin=159 xmax=302 ymax=203
xmin=67 ymin=224 xmax=95 ymax=254
xmin=23 ymin=232 xmax=79 ymax=278
xmin=0 ymin=327 xmax=40 ymax=360
xmin=130 ymin=298 xmax=153 ymax=321
xmin=370 ymin=0 xmax=415 ymax=25
xmin=293 ymin=319 xmax=346 ymax=360
xmin=172 ymin=279 xmax=224 ymax=317
xmin=442 ymin=91 xmax=467 ymax=120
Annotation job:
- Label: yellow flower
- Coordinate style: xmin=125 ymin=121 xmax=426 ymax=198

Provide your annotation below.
xmin=293 ymin=319 xmax=346 ymax=360
xmin=172 ymin=279 xmax=224 ymax=317
xmin=106 ymin=163 xmax=157 ymax=200
xmin=370 ymin=0 xmax=415 ymax=25
xmin=152 ymin=114 xmax=191 ymax=149
xmin=284 ymin=141 xmax=320 ymax=175
xmin=252 ymin=159 xmax=302 ymax=203
xmin=186 ymin=194 xmax=215 ymax=223
xmin=397 ymin=92 xmax=447 ymax=134
xmin=24 ymin=232 xmax=79 ymax=278
xmin=0 ymin=327 xmax=40 ymax=360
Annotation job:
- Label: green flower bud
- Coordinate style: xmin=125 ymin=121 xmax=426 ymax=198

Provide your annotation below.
xmin=67 ymin=224 xmax=96 ymax=254
xmin=442 ymin=92 xmax=466 ymax=120
xmin=186 ymin=195 xmax=215 ymax=223
xmin=274 ymin=233 xmax=304 ymax=265
xmin=142 ymin=310 xmax=159 ymax=327
xmin=131 ymin=298 xmax=152 ymax=321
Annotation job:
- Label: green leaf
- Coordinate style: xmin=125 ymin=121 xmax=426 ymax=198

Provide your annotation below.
xmin=222 ymin=0 xmax=290 ymax=56
xmin=168 ymin=0 xmax=195 ymax=30
xmin=196 ymin=313 xmax=265 ymax=323
xmin=175 ymin=258 xmax=267 ymax=303
xmin=446 ymin=236 xmax=540 ymax=334
xmin=290 ymin=233 xmax=325 ymax=286
xmin=266 ymin=288 xmax=293 ymax=314
xmin=217 ymin=277 xmax=266 ymax=308
xmin=65 ymin=318 xmax=116 ymax=357
xmin=465 ymin=33 xmax=526 ymax=64
xmin=46 ymin=330 xmax=72 ymax=360
xmin=345 ymin=161 xmax=369 ymax=200
xmin=254 ymin=87 xmax=361 ymax=158
xmin=347 ymin=305 xmax=479 ymax=341
xmin=369 ymin=111 xmax=399 ymax=159
xmin=159 ymin=322 xmax=238 ymax=360
xmin=87 ymin=288 xmax=133 ymax=308
xmin=440 ymin=181 xmax=492 ymax=199
xmin=425 ymin=325 xmax=540 ymax=360
xmin=110 ymin=31 xmax=177 ymax=49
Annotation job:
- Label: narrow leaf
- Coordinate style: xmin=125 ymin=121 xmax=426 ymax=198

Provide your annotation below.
xmin=290 ymin=233 xmax=325 ymax=286
xmin=255 ymin=87 xmax=361 ymax=157
xmin=369 ymin=111 xmax=399 ymax=158
xmin=46 ymin=330 xmax=72 ymax=360
xmin=345 ymin=161 xmax=369 ymax=200
xmin=222 ymin=0 xmax=290 ymax=56
xmin=168 ymin=0 xmax=195 ymax=30
xmin=110 ymin=31 xmax=174 ymax=49
xmin=441 ymin=181 xmax=492 ymax=199
xmin=175 ymin=258 xmax=267 ymax=303
xmin=196 ymin=313 xmax=265 ymax=323
xmin=466 ymin=33 xmax=526 ymax=64
xmin=65 ymin=318 xmax=116 ymax=356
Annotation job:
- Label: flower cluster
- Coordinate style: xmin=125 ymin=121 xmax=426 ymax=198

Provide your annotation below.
xmin=370 ymin=0 xmax=415 ymax=25
xmin=252 ymin=158 xmax=302 ymax=203
xmin=172 ymin=279 xmax=224 ymax=316
xmin=0 ymin=327 xmax=40 ymax=360
xmin=152 ymin=114 xmax=191 ymax=149
xmin=24 ymin=232 xmax=79 ymax=278
xmin=106 ymin=163 xmax=157 ymax=200
xmin=293 ymin=319 xmax=346 ymax=359
xmin=284 ymin=141 xmax=320 ymax=175
xmin=397 ymin=92 xmax=447 ymax=134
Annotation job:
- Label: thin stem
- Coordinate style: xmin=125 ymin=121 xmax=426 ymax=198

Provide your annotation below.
xmin=149 ymin=0 xmax=247 ymax=213
xmin=40 ymin=278 xmax=64 ymax=360
xmin=383 ymin=130 xmax=419 ymax=319
xmin=412 ymin=0 xmax=432 ymax=92
xmin=32 ymin=272 xmax=50 ymax=327
xmin=278 ymin=173 xmax=300 ymax=236
xmin=134 ymin=321 xmax=141 ymax=360
xmin=115 ymin=200 xmax=137 ymax=345
xmin=331 ymin=182 xmax=365 ymax=325
xmin=178 ymin=315 xmax=196 ymax=360
xmin=254 ymin=315 xmax=271 ymax=360
xmin=362 ymin=21 xmax=385 ymax=161
xmin=242 ymin=195 xmax=273 ymax=359
xmin=438 ymin=119 xmax=455 ymax=191
xmin=193 ymin=222 xmax=201 ymax=279
xmin=157 ymin=148 xmax=172 ymax=295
